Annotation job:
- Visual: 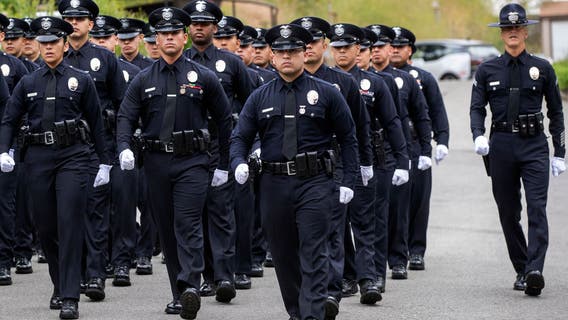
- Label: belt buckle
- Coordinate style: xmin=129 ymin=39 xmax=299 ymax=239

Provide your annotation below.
xmin=164 ymin=142 xmax=174 ymax=153
xmin=44 ymin=131 xmax=55 ymax=145
xmin=511 ymin=122 xmax=519 ymax=133
xmin=286 ymin=161 xmax=296 ymax=176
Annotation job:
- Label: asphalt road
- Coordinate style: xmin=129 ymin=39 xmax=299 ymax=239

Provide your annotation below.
xmin=3 ymin=80 xmax=568 ymax=320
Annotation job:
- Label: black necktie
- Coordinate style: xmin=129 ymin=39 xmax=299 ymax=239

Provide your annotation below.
xmin=507 ymin=58 xmax=520 ymax=124
xmin=159 ymin=65 xmax=177 ymax=141
xmin=282 ymin=84 xmax=297 ymax=160
xmin=42 ymin=69 xmax=57 ymax=131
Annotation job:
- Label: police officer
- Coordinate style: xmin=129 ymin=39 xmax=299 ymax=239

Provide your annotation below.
xmin=117 ymin=18 xmax=153 ymax=70
xmin=237 ymin=25 xmax=277 ymax=83
xmin=117 ymin=7 xmax=232 ymax=318
xmin=0 ymin=73 xmax=14 ymax=285
xmin=21 ymin=17 xmax=42 ymax=66
xmin=0 ymin=14 xmax=29 ymax=94
xmin=142 ymin=23 xmax=160 ymax=60
xmin=252 ymin=27 xmax=276 ymax=73
xmin=183 ymin=0 xmax=254 ymax=301
xmin=471 ymin=3 xmax=565 ymax=296
xmin=2 ymin=18 xmax=39 ymax=72
xmin=231 ymin=23 xmax=358 ymax=320
xmin=0 ymin=16 xmax=111 ymax=319
xmin=390 ymin=26 xmax=450 ymax=274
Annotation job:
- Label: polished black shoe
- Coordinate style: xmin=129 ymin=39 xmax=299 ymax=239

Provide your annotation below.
xmin=215 ymin=280 xmax=236 ymax=303
xmin=80 ymin=280 xmax=87 ymax=294
xmin=152 ymin=246 xmax=161 ymax=257
xmin=234 ymin=274 xmax=252 ymax=290
xmin=408 ymin=254 xmax=425 ymax=270
xmin=164 ymin=299 xmax=182 ymax=314
xmin=136 ymin=257 xmax=153 ymax=275
xmin=50 ymin=294 xmax=63 ymax=310
xmin=248 ymin=264 xmax=264 ymax=277
xmin=359 ymin=279 xmax=382 ymax=305
xmin=179 ymin=288 xmax=201 ymax=320
xmin=391 ymin=265 xmax=408 ymax=279
xmin=324 ymin=296 xmax=339 ymax=320
xmin=85 ymin=277 xmax=105 ymax=301
xmin=263 ymin=252 xmax=274 ymax=268
xmin=112 ymin=265 xmax=131 ymax=287
xmin=37 ymin=250 xmax=47 ymax=264
xmin=199 ymin=281 xmax=216 ymax=297
xmin=524 ymin=270 xmax=545 ymax=296
xmin=0 ymin=267 xmax=12 ymax=286
xmin=376 ymin=276 xmax=385 ymax=293
xmin=59 ymin=299 xmax=79 ymax=319
xmin=15 ymin=257 xmax=33 ymax=274
xmin=513 ymin=273 xmax=526 ymax=291
xmin=105 ymin=264 xmax=114 ymax=278
xmin=341 ymin=279 xmax=358 ymax=297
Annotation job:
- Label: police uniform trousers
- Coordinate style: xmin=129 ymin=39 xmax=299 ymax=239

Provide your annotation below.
xmin=407 ymin=156 xmax=432 ymax=258
xmin=489 ymin=131 xmax=549 ymax=274
xmin=327 ymin=168 xmax=348 ymax=301
xmin=135 ymin=169 xmax=158 ymax=259
xmin=387 ymin=174 xmax=411 ymax=268
xmin=144 ymin=151 xmax=209 ymax=298
xmin=26 ymin=143 xmax=89 ymax=300
xmin=83 ymin=151 xmax=111 ymax=281
xmin=14 ymin=164 xmax=35 ymax=261
xmin=259 ymin=172 xmax=333 ymax=320
xmin=234 ymin=178 xmax=254 ymax=275
xmin=251 ymin=175 xmax=268 ymax=266
xmin=109 ymin=166 xmax=138 ymax=267
xmin=0 ymin=167 xmax=17 ymax=269
xmin=373 ymin=154 xmax=396 ymax=279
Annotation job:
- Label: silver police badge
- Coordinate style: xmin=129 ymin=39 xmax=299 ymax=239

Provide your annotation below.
xmin=70 ymin=0 xmax=80 ymax=8
xmin=256 ymin=28 xmax=262 ymax=38
xmin=187 ymin=71 xmax=198 ymax=83
xmin=395 ymin=77 xmax=404 ymax=89
xmin=121 ymin=19 xmax=129 ymax=29
xmin=280 ymin=25 xmax=291 ymax=39
xmin=508 ymin=11 xmax=519 ymax=24
xmin=334 ymin=24 xmax=344 ymax=37
xmin=196 ymin=0 xmax=207 ymax=12
xmin=68 ymin=77 xmax=78 ymax=92
xmin=307 ymin=90 xmax=319 ymax=105
xmin=41 ymin=18 xmax=52 ymax=30
xmin=333 ymin=83 xmax=341 ymax=92
xmin=162 ymin=8 xmax=173 ymax=21
xmin=7 ymin=19 xmax=14 ymax=30
xmin=360 ymin=79 xmax=371 ymax=91
xmin=218 ymin=17 xmax=227 ymax=28
xmin=122 ymin=70 xmax=129 ymax=83
xmin=529 ymin=66 xmax=540 ymax=80
xmin=409 ymin=69 xmax=419 ymax=79
xmin=90 ymin=58 xmax=101 ymax=72
xmin=1 ymin=64 xmax=10 ymax=77
xmin=393 ymin=27 xmax=401 ymax=37
xmin=299 ymin=105 xmax=306 ymax=115
xmin=215 ymin=60 xmax=226 ymax=73
xmin=301 ymin=18 xmax=312 ymax=30
xmin=371 ymin=25 xmax=381 ymax=36
xmin=96 ymin=17 xmax=105 ymax=28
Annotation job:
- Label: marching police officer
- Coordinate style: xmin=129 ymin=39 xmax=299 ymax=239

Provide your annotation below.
xmin=0 ymin=73 xmax=14 ymax=285
xmin=0 ymin=14 xmax=29 ymax=93
xmin=2 ymin=18 xmax=39 ymax=72
xmin=237 ymin=25 xmax=277 ymax=83
xmin=231 ymin=23 xmax=359 ymax=320
xmin=470 ymin=3 xmax=565 ymax=296
xmin=142 ymin=23 xmax=160 ymax=60
xmin=252 ymin=27 xmax=277 ymax=73
xmin=117 ymin=7 xmax=232 ymax=318
xmin=21 ymin=17 xmax=42 ymax=66
xmin=117 ymin=18 xmax=153 ymax=70
xmin=0 ymin=16 xmax=111 ymax=319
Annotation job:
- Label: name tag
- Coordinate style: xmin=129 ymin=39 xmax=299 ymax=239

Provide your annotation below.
xmin=27 ymin=92 xmax=37 ymax=97
xmin=261 ymin=107 xmax=273 ymax=113
xmin=144 ymin=87 xmax=156 ymax=93
xmin=489 ymin=81 xmax=500 ymax=86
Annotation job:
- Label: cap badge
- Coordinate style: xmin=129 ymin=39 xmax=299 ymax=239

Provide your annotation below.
xmin=300 ymin=18 xmax=312 ymax=30
xmin=393 ymin=27 xmax=401 ymax=37
xmin=90 ymin=58 xmax=101 ymax=72
xmin=215 ymin=60 xmax=226 ymax=73
xmin=41 ymin=18 xmax=52 ymax=30
xmin=334 ymin=24 xmax=344 ymax=36
xmin=307 ymin=90 xmax=319 ymax=105
xmin=280 ymin=25 xmax=292 ymax=38
xmin=508 ymin=12 xmax=519 ymax=24
xmin=162 ymin=8 xmax=173 ymax=21
xmin=256 ymin=28 xmax=262 ymax=38
xmin=371 ymin=25 xmax=381 ymax=36
xmin=7 ymin=20 xmax=14 ymax=30
xmin=121 ymin=19 xmax=129 ymax=28
xmin=68 ymin=77 xmax=79 ymax=91
xmin=218 ymin=17 xmax=227 ymax=28
xmin=70 ymin=0 xmax=80 ymax=9
xmin=187 ymin=71 xmax=198 ymax=83
xmin=196 ymin=1 xmax=207 ymax=12
xmin=95 ymin=17 xmax=105 ymax=28
xmin=529 ymin=66 xmax=539 ymax=80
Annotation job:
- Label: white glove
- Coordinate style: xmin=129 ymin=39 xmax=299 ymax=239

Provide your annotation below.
xmin=434 ymin=144 xmax=448 ymax=164
xmin=253 ymin=148 xmax=261 ymax=158
xmin=119 ymin=149 xmax=135 ymax=171
xmin=211 ymin=169 xmax=229 ymax=187
xmin=551 ymin=157 xmax=566 ymax=177
xmin=417 ymin=156 xmax=432 ymax=171
xmin=474 ymin=136 xmax=489 ymax=156
xmin=93 ymin=164 xmax=112 ymax=187
xmin=235 ymin=163 xmax=249 ymax=185
xmin=339 ymin=186 xmax=354 ymax=204
xmin=0 ymin=152 xmax=15 ymax=173
xmin=8 ymin=149 xmax=14 ymax=158
xmin=360 ymin=165 xmax=373 ymax=186
xmin=392 ymin=169 xmax=409 ymax=186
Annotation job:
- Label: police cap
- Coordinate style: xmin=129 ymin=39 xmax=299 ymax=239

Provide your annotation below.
xmin=239 ymin=25 xmax=257 ymax=46
xmin=183 ymin=0 xmax=223 ymax=23
xmin=58 ymin=0 xmax=99 ymax=19
xmin=30 ymin=16 xmax=74 ymax=43
xmin=327 ymin=23 xmax=364 ymax=47
xmin=0 ymin=13 xmax=9 ymax=31
xmin=90 ymin=15 xmax=121 ymax=38
xmin=149 ymin=7 xmax=191 ymax=33
xmin=23 ymin=17 xmax=36 ymax=39
xmin=118 ymin=18 xmax=146 ymax=40
xmin=143 ymin=23 xmax=156 ymax=43
xmin=290 ymin=16 xmax=330 ymax=40
xmin=265 ymin=24 xmax=312 ymax=51
xmin=252 ymin=27 xmax=268 ymax=48
xmin=488 ymin=3 xmax=538 ymax=28
xmin=360 ymin=28 xmax=378 ymax=50
xmin=214 ymin=16 xmax=243 ymax=38
xmin=391 ymin=26 xmax=416 ymax=53
xmin=366 ymin=24 xmax=395 ymax=46
xmin=4 ymin=18 xmax=30 ymax=40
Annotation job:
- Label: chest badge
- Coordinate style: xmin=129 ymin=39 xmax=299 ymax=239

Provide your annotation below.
xmin=215 ymin=60 xmax=226 ymax=73
xmin=1 ymin=64 xmax=10 ymax=77
xmin=68 ymin=77 xmax=78 ymax=92
xmin=333 ymin=83 xmax=341 ymax=91
xmin=187 ymin=71 xmax=198 ymax=83
xmin=409 ymin=69 xmax=419 ymax=79
xmin=395 ymin=77 xmax=404 ymax=89
xmin=529 ymin=66 xmax=539 ymax=80
xmin=307 ymin=90 xmax=319 ymax=105
xmin=122 ymin=70 xmax=129 ymax=83
xmin=360 ymin=79 xmax=371 ymax=91
xmin=299 ymin=105 xmax=306 ymax=115
xmin=90 ymin=58 xmax=101 ymax=72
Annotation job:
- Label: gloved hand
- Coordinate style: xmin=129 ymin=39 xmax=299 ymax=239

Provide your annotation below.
xmin=551 ymin=157 xmax=566 ymax=177
xmin=434 ymin=144 xmax=448 ymax=164
xmin=211 ymin=169 xmax=229 ymax=187
xmin=94 ymin=164 xmax=112 ymax=187
xmin=474 ymin=136 xmax=489 ymax=156
xmin=339 ymin=186 xmax=354 ymax=204
xmin=8 ymin=149 xmax=14 ymax=158
xmin=417 ymin=156 xmax=432 ymax=171
xmin=252 ymin=148 xmax=261 ymax=158
xmin=0 ymin=152 xmax=15 ymax=173
xmin=392 ymin=169 xmax=409 ymax=186
xmin=119 ymin=149 xmax=135 ymax=171
xmin=360 ymin=165 xmax=374 ymax=186
xmin=235 ymin=163 xmax=249 ymax=185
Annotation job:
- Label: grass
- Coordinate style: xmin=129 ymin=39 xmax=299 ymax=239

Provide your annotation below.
xmin=553 ymin=60 xmax=568 ymax=92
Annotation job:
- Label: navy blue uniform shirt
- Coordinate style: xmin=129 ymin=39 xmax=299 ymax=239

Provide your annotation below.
xmin=117 ymin=55 xmax=233 ymax=169
xmin=470 ymin=50 xmax=565 ymax=157
xmin=230 ymin=72 xmax=359 ymax=189
xmin=250 ymin=63 xmax=278 ymax=83
xmin=118 ymin=58 xmax=141 ymax=86
xmin=0 ymin=75 xmax=11 ymax=120
xmin=19 ymin=56 xmax=40 ymax=73
xmin=0 ymin=51 xmax=29 ymax=93
xmin=0 ymin=63 xmax=110 ymax=164
xmin=121 ymin=53 xmax=153 ymax=70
